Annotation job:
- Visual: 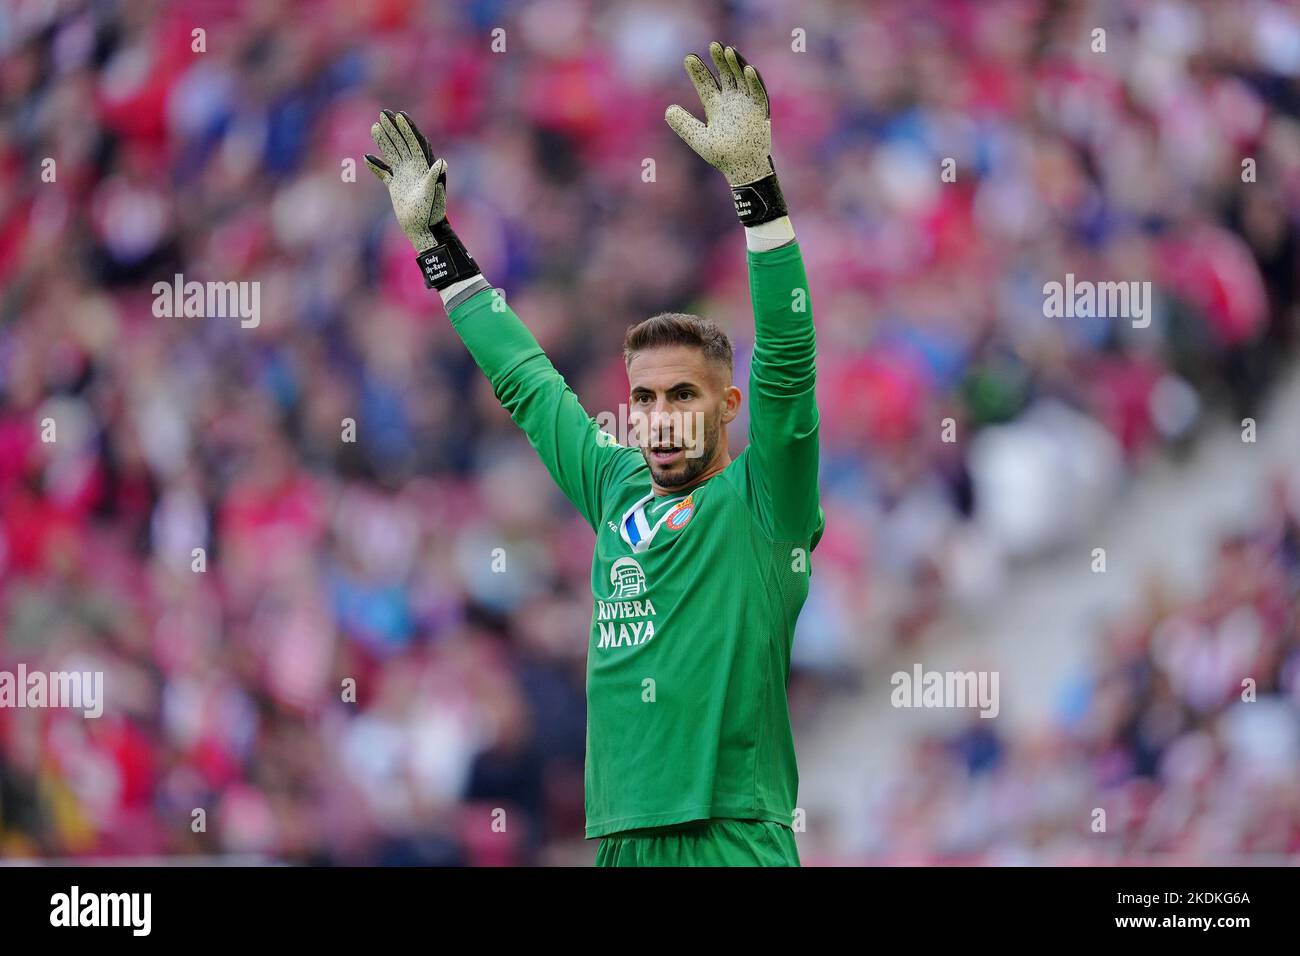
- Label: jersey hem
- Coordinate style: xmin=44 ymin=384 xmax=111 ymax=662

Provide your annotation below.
xmin=585 ymin=804 xmax=792 ymax=839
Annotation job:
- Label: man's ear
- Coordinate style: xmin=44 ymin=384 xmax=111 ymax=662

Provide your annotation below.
xmin=721 ymin=384 xmax=742 ymax=424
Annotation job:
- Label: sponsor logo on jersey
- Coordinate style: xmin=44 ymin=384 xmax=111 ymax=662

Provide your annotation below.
xmin=597 ymin=557 xmax=657 ymax=649
xmin=609 ymin=557 xmax=646 ymax=599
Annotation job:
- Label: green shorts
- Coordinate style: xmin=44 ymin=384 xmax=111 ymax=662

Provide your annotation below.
xmin=595 ymin=818 xmax=800 ymax=867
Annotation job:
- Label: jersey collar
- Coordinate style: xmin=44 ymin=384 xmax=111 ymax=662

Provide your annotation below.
xmin=619 ymin=491 xmax=689 ymax=553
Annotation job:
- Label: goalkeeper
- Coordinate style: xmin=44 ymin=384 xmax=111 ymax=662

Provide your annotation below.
xmin=367 ymin=42 xmax=822 ymax=867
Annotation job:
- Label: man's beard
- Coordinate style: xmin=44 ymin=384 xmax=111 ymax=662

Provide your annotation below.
xmin=642 ymin=413 xmax=720 ymax=489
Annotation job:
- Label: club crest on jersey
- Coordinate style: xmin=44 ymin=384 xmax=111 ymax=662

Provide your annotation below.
xmin=664 ymin=495 xmax=695 ymax=531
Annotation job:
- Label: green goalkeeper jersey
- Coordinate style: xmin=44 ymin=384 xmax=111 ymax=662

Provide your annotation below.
xmin=447 ymin=240 xmax=822 ymax=838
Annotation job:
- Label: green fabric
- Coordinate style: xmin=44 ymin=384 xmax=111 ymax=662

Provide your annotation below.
xmin=595 ymin=818 xmax=800 ymax=867
xmin=448 ymin=240 xmax=821 ymax=840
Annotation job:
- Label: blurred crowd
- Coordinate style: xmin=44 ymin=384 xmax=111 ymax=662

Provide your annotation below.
xmin=1 ymin=0 xmax=1298 ymax=863
xmin=851 ymin=467 xmax=1300 ymax=863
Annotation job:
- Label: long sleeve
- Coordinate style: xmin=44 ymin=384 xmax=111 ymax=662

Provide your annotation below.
xmin=742 ymin=239 xmax=824 ymax=546
xmin=446 ymin=287 xmax=640 ymax=530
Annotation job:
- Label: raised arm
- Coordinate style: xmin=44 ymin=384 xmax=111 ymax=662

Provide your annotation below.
xmin=366 ymin=110 xmax=637 ymax=529
xmin=445 ymin=287 xmax=641 ymax=530
xmin=666 ymin=44 xmax=823 ymax=543
xmin=744 ymin=237 xmax=821 ymax=543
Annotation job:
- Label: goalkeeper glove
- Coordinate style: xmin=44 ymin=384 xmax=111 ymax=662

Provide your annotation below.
xmin=365 ymin=109 xmax=484 ymax=295
xmin=665 ymin=42 xmax=788 ymax=227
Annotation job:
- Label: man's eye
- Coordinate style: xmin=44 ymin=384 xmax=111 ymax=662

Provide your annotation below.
xmin=676 ymin=391 xmax=692 ymax=401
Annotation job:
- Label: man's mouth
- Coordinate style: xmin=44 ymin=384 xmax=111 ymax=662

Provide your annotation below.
xmin=649 ymin=444 xmax=684 ymax=466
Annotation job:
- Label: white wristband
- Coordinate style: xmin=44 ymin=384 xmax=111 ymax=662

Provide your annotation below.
xmin=745 ymin=215 xmax=795 ymax=252
xmin=439 ymin=275 xmax=491 ymax=311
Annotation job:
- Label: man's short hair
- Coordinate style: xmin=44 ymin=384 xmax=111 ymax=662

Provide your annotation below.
xmin=623 ymin=312 xmax=734 ymax=378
